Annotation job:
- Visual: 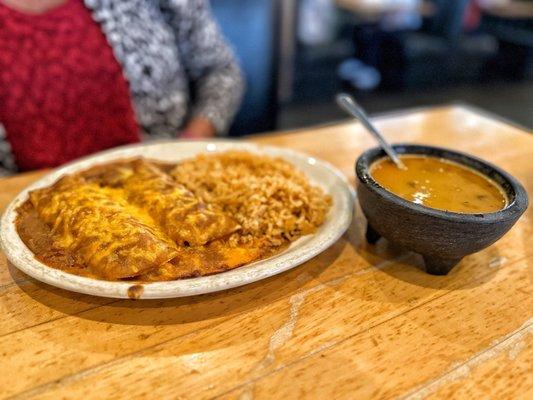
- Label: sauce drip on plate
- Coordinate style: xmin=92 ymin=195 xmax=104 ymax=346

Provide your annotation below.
xmin=370 ymin=155 xmax=507 ymax=213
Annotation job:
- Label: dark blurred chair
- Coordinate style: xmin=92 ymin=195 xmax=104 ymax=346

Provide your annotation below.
xmin=210 ymin=0 xmax=280 ymax=136
xmin=399 ymin=0 xmax=498 ymax=87
xmin=481 ymin=12 xmax=533 ymax=81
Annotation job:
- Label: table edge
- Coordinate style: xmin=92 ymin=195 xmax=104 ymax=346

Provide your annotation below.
xmin=247 ymin=103 xmax=532 ymax=141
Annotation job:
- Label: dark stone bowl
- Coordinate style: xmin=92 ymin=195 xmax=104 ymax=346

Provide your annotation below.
xmin=355 ymin=145 xmax=529 ymax=275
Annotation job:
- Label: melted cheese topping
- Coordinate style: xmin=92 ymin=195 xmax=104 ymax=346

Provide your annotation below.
xmin=29 ymin=178 xmax=179 ymax=279
xmin=21 ymin=159 xmax=263 ymax=281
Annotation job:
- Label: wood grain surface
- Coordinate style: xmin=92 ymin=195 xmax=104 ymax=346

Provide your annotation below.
xmin=0 ymin=106 xmax=531 ymax=400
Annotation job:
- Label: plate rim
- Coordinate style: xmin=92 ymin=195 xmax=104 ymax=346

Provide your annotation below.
xmin=0 ymin=140 xmax=354 ymax=299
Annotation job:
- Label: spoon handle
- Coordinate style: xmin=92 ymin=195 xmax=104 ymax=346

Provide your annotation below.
xmin=336 ymin=93 xmax=405 ymax=169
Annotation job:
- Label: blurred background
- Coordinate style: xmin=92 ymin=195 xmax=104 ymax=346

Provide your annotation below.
xmin=211 ymin=0 xmax=533 ymax=135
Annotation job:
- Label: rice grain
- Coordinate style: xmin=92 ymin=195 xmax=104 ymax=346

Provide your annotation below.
xmin=171 ymin=151 xmax=332 ymax=248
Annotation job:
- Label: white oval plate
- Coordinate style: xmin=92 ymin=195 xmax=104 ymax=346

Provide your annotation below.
xmin=0 ymin=140 xmax=354 ymax=299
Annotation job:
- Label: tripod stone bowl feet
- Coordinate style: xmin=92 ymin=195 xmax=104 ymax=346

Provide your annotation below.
xmin=365 ymin=223 xmax=460 ymax=275
xmin=365 ymin=223 xmax=381 ymax=245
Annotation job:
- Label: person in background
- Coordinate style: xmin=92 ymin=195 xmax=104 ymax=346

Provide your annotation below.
xmin=0 ymin=0 xmax=244 ymax=174
xmin=338 ymin=0 xmax=422 ymax=90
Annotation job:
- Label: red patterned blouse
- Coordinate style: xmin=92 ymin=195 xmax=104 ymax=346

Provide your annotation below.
xmin=0 ymin=0 xmax=140 ymax=171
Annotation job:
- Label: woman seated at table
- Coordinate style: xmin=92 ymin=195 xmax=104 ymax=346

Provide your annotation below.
xmin=0 ymin=0 xmax=244 ymax=174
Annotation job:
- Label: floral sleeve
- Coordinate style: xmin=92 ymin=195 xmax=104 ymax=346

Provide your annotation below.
xmin=159 ymin=0 xmax=245 ymax=134
xmin=0 ymin=124 xmax=16 ymax=175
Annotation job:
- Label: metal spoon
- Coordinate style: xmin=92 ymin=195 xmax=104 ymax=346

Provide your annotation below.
xmin=336 ymin=93 xmax=406 ymax=169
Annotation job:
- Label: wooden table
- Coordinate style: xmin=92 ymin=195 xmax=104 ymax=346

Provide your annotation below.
xmin=0 ymin=105 xmax=531 ymax=399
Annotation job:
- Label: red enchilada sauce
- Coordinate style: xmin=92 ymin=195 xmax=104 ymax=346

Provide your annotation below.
xmin=15 ymin=160 xmax=266 ymax=281
xmin=370 ymin=155 xmax=507 ymax=213
xmin=16 ymin=201 xmax=92 ymax=277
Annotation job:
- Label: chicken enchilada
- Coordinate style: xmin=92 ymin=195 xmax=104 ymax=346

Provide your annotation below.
xmin=15 ymin=151 xmax=332 ymax=282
